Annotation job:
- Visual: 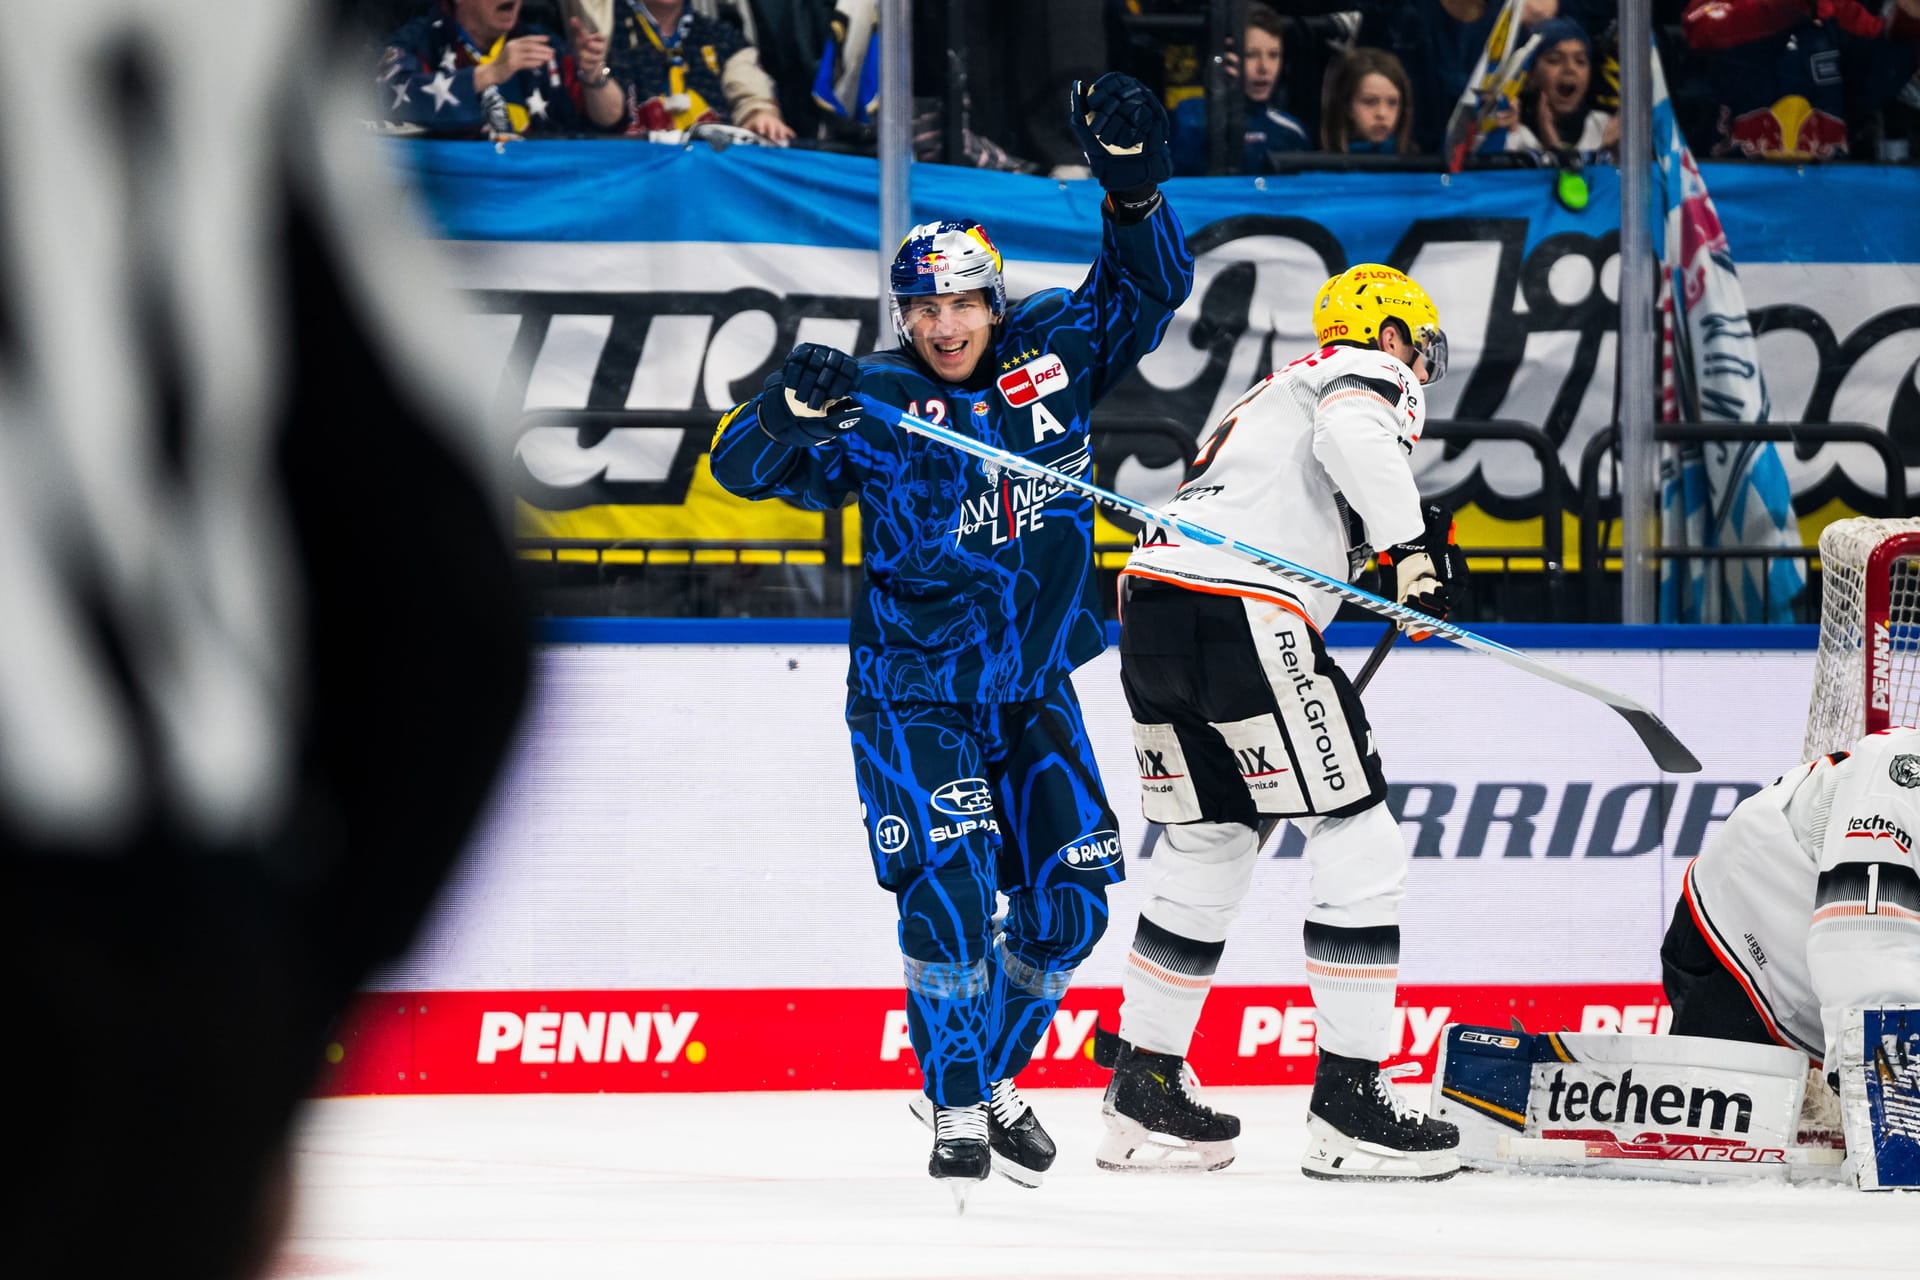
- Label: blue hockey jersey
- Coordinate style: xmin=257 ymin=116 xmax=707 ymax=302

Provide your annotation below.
xmin=711 ymin=203 xmax=1194 ymax=704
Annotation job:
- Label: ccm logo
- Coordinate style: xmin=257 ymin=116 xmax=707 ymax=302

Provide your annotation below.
xmin=997 ymin=353 xmax=1070 ymax=407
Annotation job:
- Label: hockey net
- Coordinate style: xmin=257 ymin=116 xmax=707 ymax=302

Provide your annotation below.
xmin=1804 ymin=517 xmax=1920 ymax=760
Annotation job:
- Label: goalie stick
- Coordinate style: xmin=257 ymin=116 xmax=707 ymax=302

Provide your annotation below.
xmin=854 ymin=393 xmax=1702 ymax=774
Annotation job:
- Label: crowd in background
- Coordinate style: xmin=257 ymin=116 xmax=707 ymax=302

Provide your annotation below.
xmin=359 ymin=1 xmax=1920 ymax=167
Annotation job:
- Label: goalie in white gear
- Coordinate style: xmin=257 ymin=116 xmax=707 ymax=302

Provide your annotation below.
xmin=1662 ymin=726 xmax=1920 ymax=1133
xmin=1096 ymin=265 xmax=1465 ymax=1180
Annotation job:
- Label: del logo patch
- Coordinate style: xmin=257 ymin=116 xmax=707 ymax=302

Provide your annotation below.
xmin=997 ymin=353 xmax=1070 ymax=407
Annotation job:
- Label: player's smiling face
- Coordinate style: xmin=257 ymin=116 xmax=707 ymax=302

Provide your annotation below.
xmin=899 ymin=290 xmax=995 ymax=382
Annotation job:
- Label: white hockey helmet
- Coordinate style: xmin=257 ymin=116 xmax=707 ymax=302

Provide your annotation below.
xmin=888 ymin=219 xmax=1006 ymax=344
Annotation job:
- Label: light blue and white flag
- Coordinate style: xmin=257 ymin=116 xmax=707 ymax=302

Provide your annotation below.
xmin=1652 ymin=43 xmax=1805 ymax=623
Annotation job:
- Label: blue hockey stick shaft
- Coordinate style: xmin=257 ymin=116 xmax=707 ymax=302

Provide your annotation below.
xmin=853 ymin=391 xmax=1701 ymax=774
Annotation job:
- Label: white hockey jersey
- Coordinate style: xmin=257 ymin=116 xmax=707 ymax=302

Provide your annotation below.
xmin=1684 ymin=727 xmax=1920 ymax=1068
xmin=1122 ymin=343 xmax=1426 ymax=630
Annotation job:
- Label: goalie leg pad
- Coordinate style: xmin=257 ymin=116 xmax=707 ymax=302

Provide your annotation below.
xmin=1430 ymin=1023 xmax=1822 ymax=1183
xmin=1837 ymin=1004 xmax=1920 ymax=1190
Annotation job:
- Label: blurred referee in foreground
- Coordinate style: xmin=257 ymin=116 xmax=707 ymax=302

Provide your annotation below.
xmin=1 ymin=4 xmax=529 ymax=1276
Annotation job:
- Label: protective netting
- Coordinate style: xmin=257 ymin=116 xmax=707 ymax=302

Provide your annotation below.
xmin=1804 ymin=517 xmax=1920 ymax=760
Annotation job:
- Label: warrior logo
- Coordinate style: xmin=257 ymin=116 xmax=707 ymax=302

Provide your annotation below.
xmin=875 ymin=815 xmax=911 ymax=854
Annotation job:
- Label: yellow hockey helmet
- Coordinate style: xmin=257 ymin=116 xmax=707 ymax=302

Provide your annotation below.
xmin=1312 ymin=265 xmax=1448 ymax=383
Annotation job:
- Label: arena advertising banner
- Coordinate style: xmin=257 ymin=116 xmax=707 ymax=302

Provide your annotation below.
xmin=395 ymin=141 xmax=1920 ymax=557
xmin=318 ymin=633 xmax=1817 ymax=1095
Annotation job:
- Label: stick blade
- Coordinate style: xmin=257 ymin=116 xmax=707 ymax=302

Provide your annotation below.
xmin=1613 ymin=705 xmax=1702 ymax=773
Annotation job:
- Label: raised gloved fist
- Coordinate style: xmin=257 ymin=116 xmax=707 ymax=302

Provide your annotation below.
xmin=1067 ymin=72 xmax=1172 ymax=192
xmin=758 ymin=342 xmax=863 ymax=447
xmin=1379 ymin=504 xmax=1466 ymax=641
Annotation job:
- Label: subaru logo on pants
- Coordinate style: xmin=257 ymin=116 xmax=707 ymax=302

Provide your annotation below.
xmin=931 ymin=777 xmax=995 ymax=816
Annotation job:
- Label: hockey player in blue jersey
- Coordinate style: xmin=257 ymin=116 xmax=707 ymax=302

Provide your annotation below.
xmin=710 ymin=72 xmax=1193 ymax=1204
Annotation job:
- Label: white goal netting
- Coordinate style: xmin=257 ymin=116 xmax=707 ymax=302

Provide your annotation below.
xmin=1804 ymin=517 xmax=1920 ymax=761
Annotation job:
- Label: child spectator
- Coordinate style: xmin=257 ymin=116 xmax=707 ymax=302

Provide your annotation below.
xmin=379 ymin=0 xmax=628 ymax=137
xmin=1355 ymin=0 xmax=1562 ymax=154
xmin=1501 ymin=16 xmax=1619 ymax=156
xmin=1171 ymin=2 xmax=1310 ymax=174
xmin=610 ymin=0 xmax=795 ymax=141
xmin=1322 ymin=47 xmax=1419 ymax=153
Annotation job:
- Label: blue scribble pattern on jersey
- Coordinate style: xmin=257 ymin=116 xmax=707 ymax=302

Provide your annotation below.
xmin=711 ymin=202 xmax=1193 ymax=703
xmin=849 ymin=683 xmax=1121 ymax=1105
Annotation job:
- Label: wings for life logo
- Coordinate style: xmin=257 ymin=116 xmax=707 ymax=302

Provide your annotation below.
xmin=997 ymin=353 xmax=1070 ymax=407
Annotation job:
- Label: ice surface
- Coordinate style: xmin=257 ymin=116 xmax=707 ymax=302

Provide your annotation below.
xmin=278 ymin=1087 xmax=1912 ymax=1279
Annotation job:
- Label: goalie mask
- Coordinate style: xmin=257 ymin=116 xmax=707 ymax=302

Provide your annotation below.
xmin=1314 ymin=265 xmax=1449 ymax=384
xmin=889 ymin=219 xmax=1007 ymax=345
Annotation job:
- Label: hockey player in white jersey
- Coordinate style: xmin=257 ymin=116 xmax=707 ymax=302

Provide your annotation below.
xmin=1095 ymin=264 xmax=1466 ymax=1180
xmin=1662 ymin=726 xmax=1920 ymax=1099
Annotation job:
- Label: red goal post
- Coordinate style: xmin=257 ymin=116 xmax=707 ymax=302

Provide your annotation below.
xmin=1804 ymin=517 xmax=1920 ymax=760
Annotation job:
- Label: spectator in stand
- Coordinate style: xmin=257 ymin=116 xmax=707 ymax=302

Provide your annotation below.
xmin=610 ymin=0 xmax=795 ymax=141
xmin=1321 ymin=47 xmax=1420 ymax=153
xmin=1498 ymin=16 xmax=1620 ymax=156
xmin=380 ymin=0 xmax=628 ymax=137
xmin=1355 ymin=0 xmax=1562 ymax=154
xmin=1171 ymin=2 xmax=1310 ymax=174
xmin=1683 ymin=0 xmax=1920 ymax=160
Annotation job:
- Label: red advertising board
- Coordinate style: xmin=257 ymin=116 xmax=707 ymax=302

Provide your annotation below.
xmin=316 ymin=983 xmax=1670 ymax=1096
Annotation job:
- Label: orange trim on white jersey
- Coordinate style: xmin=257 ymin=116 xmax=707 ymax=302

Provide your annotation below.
xmin=1812 ymin=901 xmax=1920 ymax=925
xmin=1118 ymin=567 xmax=1320 ymax=634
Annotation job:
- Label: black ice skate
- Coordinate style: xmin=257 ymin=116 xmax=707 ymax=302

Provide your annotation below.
xmin=1093 ymin=1025 xmax=1240 ymax=1172
xmin=923 ymin=1102 xmax=990 ymax=1212
xmin=911 ymin=1081 xmax=1052 ymax=1188
xmin=1302 ymin=1050 xmax=1460 ymax=1181
xmin=986 ymin=1078 xmax=1055 ymax=1186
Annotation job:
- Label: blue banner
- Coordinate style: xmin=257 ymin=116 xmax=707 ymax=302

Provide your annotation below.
xmin=392 ymin=140 xmax=1920 ymax=553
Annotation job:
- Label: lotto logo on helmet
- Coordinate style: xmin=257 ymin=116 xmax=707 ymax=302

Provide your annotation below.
xmin=931 ymin=777 xmax=994 ymax=816
xmin=997 ymin=353 xmax=1070 ymax=407
xmin=1057 ymin=829 xmax=1122 ymax=869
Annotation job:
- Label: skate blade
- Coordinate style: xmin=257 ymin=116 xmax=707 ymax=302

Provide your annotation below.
xmin=1094 ymin=1111 xmax=1237 ymax=1173
xmin=909 ymin=1094 xmax=1044 ymax=1188
xmin=946 ymin=1181 xmax=971 ymax=1215
xmin=1299 ymin=1115 xmax=1459 ymax=1182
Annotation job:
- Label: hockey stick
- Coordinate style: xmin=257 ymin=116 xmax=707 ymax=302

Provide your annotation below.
xmin=1352 ymin=624 xmax=1398 ymax=694
xmin=853 ymin=393 xmax=1702 ymax=774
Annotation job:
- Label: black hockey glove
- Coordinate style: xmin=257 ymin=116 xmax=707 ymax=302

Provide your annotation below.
xmin=1068 ymin=72 xmax=1172 ymax=205
xmin=1378 ymin=504 xmax=1467 ymax=642
xmin=757 ymin=342 xmax=863 ymax=447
